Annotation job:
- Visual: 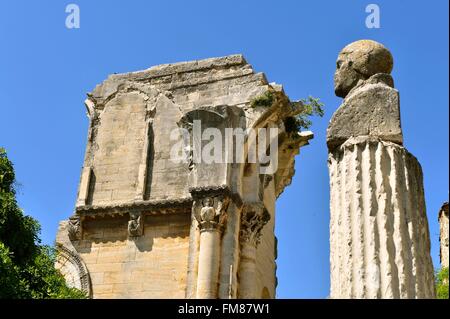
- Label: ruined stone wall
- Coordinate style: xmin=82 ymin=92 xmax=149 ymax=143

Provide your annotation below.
xmin=255 ymin=177 xmax=277 ymax=298
xmin=71 ymin=214 xmax=190 ymax=298
xmin=439 ymin=202 xmax=449 ymax=268
xmin=57 ymin=54 xmax=312 ymax=299
xmin=255 ymin=214 xmax=276 ymax=298
xmin=89 ymin=92 xmax=148 ymax=205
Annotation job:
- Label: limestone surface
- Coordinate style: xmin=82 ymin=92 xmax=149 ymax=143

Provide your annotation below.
xmin=334 ymin=39 xmax=393 ymax=98
xmin=439 ymin=202 xmax=449 ymax=268
xmin=327 ymin=73 xmax=403 ymax=151
xmin=55 ymin=54 xmax=313 ymax=299
xmin=327 ymin=40 xmax=435 ymax=299
xmin=329 ymin=137 xmax=435 ymax=298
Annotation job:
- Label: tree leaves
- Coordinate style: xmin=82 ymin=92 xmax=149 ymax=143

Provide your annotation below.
xmin=285 ymin=96 xmax=325 ymax=134
xmin=436 ymin=267 xmax=449 ymax=299
xmin=0 ymin=148 xmax=86 ymax=299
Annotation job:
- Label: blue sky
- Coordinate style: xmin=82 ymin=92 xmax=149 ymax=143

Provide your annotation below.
xmin=0 ymin=1 xmax=448 ymax=298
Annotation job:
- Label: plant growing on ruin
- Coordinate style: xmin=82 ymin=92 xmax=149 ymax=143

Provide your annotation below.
xmin=250 ymin=91 xmax=275 ymax=108
xmin=285 ymin=96 xmax=325 ymax=133
xmin=251 ymin=92 xmax=324 ymax=133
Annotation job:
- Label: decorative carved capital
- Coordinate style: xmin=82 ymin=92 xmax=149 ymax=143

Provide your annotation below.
xmin=128 ymin=212 xmax=143 ymax=237
xmin=240 ymin=203 xmax=270 ymax=246
xmin=192 ymin=195 xmax=230 ymax=232
xmin=68 ymin=215 xmax=82 ymax=241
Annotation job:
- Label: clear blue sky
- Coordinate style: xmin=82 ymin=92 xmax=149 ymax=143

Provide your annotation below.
xmin=0 ymin=1 xmax=448 ymax=298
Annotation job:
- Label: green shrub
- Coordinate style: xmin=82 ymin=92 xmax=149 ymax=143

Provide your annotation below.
xmin=250 ymin=91 xmax=275 ymax=108
xmin=285 ymin=96 xmax=325 ymax=133
xmin=436 ymin=267 xmax=449 ymax=299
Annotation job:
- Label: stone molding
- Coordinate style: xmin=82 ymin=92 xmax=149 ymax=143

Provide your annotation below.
xmin=56 ymin=243 xmax=92 ymax=297
xmin=189 ymin=185 xmax=243 ymax=208
xmin=75 ymin=197 xmax=192 ymax=218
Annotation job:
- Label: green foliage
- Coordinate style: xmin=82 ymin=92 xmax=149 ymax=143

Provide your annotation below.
xmin=1 ymin=148 xmax=40 ymax=266
xmin=0 ymin=148 xmax=16 ymax=194
xmin=0 ymin=148 xmax=86 ymax=299
xmin=0 ymin=242 xmax=29 ymax=298
xmin=285 ymin=96 xmax=325 ymax=133
xmin=436 ymin=267 xmax=449 ymax=299
xmin=250 ymin=91 xmax=274 ymax=108
xmin=21 ymin=246 xmax=87 ymax=299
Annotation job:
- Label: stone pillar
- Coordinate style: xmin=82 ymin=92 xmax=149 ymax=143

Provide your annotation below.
xmin=197 ymin=228 xmax=221 ymax=298
xmin=185 ymin=217 xmax=201 ymax=299
xmin=238 ymin=203 xmax=270 ymax=299
xmin=192 ymin=195 xmax=230 ymax=299
xmin=329 ymin=137 xmax=435 ymax=298
xmin=218 ymin=201 xmax=241 ymax=299
xmin=328 ymin=40 xmax=435 ymax=298
xmin=439 ymin=202 xmax=449 ymax=268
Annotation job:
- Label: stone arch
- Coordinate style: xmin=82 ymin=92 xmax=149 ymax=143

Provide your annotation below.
xmin=178 ymin=105 xmax=246 ymax=189
xmin=55 ymin=244 xmax=92 ymax=297
xmin=89 ymin=88 xmax=154 ymax=204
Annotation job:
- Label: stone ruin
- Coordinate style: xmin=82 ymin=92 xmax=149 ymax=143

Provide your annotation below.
xmin=439 ymin=202 xmax=449 ymax=269
xmin=327 ymin=40 xmax=435 ymax=298
xmin=55 ymin=55 xmax=313 ymax=298
xmin=56 ymin=40 xmax=438 ymax=299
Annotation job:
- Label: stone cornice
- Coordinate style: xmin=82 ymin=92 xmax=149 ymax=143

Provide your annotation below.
xmin=74 ymin=188 xmax=244 ymax=219
xmin=75 ymin=197 xmax=192 ymax=218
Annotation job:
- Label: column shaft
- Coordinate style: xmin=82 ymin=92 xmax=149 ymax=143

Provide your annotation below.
xmin=196 ymin=230 xmax=221 ymax=298
xmin=329 ymin=137 xmax=435 ymax=299
xmin=238 ymin=242 xmax=257 ymax=298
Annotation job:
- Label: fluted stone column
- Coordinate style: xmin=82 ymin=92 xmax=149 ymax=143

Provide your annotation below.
xmin=329 ymin=137 xmax=435 ymax=298
xmin=238 ymin=203 xmax=270 ymax=299
xmin=328 ymin=40 xmax=435 ymax=298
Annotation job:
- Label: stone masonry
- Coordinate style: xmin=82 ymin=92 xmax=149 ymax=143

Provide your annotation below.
xmin=55 ymin=55 xmax=313 ymax=298
xmin=327 ymin=40 xmax=435 ymax=298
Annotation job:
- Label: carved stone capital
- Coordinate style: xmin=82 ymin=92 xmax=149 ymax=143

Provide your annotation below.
xmin=128 ymin=212 xmax=143 ymax=237
xmin=68 ymin=215 xmax=82 ymax=241
xmin=192 ymin=195 xmax=230 ymax=232
xmin=240 ymin=203 xmax=270 ymax=247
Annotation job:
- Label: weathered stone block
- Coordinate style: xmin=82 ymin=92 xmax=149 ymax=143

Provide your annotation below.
xmin=327 ymin=75 xmax=403 ymax=151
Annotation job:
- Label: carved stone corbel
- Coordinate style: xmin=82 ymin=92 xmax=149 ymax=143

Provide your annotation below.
xmin=68 ymin=215 xmax=82 ymax=241
xmin=128 ymin=211 xmax=143 ymax=237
